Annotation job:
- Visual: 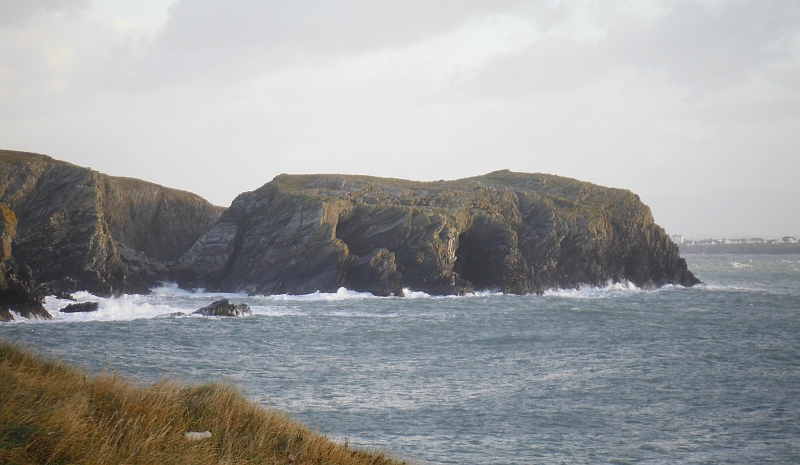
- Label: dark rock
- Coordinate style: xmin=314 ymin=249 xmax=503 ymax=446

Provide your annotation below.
xmin=60 ymin=301 xmax=99 ymax=313
xmin=156 ymin=311 xmax=186 ymax=318
xmin=192 ymin=299 xmax=251 ymax=317
xmin=0 ymin=150 xmax=224 ymax=297
xmin=345 ymin=248 xmax=402 ymax=296
xmin=176 ymin=171 xmax=700 ymax=295
xmin=52 ymin=291 xmax=76 ymax=301
xmin=0 ymin=203 xmax=50 ymax=321
xmin=0 ymin=149 xmax=700 ymax=298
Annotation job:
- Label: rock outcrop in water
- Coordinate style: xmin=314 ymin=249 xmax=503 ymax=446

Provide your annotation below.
xmin=60 ymin=302 xmax=100 ymax=313
xmin=0 ymin=150 xmax=224 ymax=297
xmin=192 ymin=299 xmax=252 ymax=317
xmin=176 ymin=171 xmax=700 ymax=295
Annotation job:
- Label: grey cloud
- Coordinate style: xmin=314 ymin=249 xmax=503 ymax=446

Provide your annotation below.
xmin=126 ymin=0 xmax=537 ymax=89
xmin=470 ymin=0 xmax=800 ymax=96
xmin=0 ymin=0 xmax=88 ymax=26
xmin=608 ymin=0 xmax=800 ymax=87
xmin=158 ymin=0 xmax=532 ymax=52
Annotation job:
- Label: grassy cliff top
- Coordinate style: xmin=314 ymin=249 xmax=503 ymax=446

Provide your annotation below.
xmin=0 ymin=150 xmax=225 ymax=210
xmin=263 ymin=170 xmax=638 ymax=209
xmin=0 ymin=341 xmax=406 ymax=465
xmin=0 ymin=149 xmax=64 ymax=166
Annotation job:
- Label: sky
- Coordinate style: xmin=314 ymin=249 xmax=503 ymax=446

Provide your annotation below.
xmin=0 ymin=0 xmax=798 ymax=238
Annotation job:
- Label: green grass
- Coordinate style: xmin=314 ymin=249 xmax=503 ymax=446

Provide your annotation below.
xmin=0 ymin=341 xmax=407 ymax=465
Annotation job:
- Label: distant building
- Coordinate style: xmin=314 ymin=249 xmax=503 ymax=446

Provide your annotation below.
xmin=782 ymin=236 xmax=798 ymax=244
xmin=671 ymin=234 xmax=684 ymax=244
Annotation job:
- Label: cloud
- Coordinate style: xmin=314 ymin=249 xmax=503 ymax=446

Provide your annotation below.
xmin=158 ymin=0 xmax=529 ymax=52
xmin=1 ymin=0 xmax=799 ymax=226
xmin=122 ymin=0 xmax=542 ymax=89
xmin=469 ymin=0 xmax=800 ymax=96
xmin=0 ymin=0 xmax=88 ymax=26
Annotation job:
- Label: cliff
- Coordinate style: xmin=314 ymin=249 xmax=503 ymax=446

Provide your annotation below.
xmin=0 ymin=150 xmax=224 ymax=296
xmin=0 ymin=202 xmax=50 ymax=321
xmin=176 ymin=171 xmax=699 ymax=295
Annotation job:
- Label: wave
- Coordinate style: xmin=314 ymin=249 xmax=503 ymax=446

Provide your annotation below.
xmin=543 ymin=280 xmax=645 ymax=299
xmin=15 ymin=281 xmax=694 ymax=324
xmin=253 ymin=287 xmax=377 ymax=302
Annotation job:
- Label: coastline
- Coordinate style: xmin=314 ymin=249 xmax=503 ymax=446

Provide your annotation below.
xmin=680 ymin=243 xmax=800 ymax=254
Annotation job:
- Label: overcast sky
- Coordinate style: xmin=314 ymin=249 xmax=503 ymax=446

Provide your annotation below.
xmin=1 ymin=0 xmax=798 ymax=237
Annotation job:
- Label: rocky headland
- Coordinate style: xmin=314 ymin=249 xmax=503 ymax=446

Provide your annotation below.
xmin=0 ymin=150 xmax=223 ymax=298
xmin=176 ymin=171 xmax=699 ymax=295
xmin=0 ymin=150 xmax=699 ymax=307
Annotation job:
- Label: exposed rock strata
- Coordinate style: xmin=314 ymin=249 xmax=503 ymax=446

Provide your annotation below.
xmin=176 ymin=171 xmax=700 ymax=295
xmin=0 ymin=150 xmax=224 ymax=296
xmin=0 ymin=202 xmax=50 ymax=321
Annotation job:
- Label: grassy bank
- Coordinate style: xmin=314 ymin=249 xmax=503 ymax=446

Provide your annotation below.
xmin=0 ymin=341 xmax=406 ymax=465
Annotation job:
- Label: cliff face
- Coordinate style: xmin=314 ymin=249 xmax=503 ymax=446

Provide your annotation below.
xmin=0 ymin=151 xmax=224 ymax=296
xmin=176 ymin=170 xmax=699 ymax=295
xmin=0 ymin=150 xmax=699 ymax=298
xmin=0 ymin=202 xmax=50 ymax=321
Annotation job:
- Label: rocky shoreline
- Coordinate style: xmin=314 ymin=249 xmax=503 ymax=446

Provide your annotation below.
xmin=0 ymin=149 xmax=699 ymax=317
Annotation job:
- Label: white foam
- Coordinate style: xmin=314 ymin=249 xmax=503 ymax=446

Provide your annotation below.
xmin=257 ymin=287 xmax=377 ymax=302
xmin=401 ymin=288 xmax=431 ymax=299
xmin=543 ymin=280 xmax=643 ymax=299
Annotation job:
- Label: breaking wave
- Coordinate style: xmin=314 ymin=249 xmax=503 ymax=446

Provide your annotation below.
xmin=10 ymin=280 xmax=690 ymax=324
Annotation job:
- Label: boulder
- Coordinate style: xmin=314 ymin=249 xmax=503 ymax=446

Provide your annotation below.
xmin=60 ymin=301 xmax=100 ymax=313
xmin=192 ymin=299 xmax=251 ymax=317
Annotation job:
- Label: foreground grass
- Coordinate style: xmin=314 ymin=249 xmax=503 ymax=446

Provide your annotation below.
xmin=0 ymin=342 xmax=406 ymax=465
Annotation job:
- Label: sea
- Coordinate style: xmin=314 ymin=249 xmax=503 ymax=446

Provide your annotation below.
xmin=1 ymin=254 xmax=798 ymax=465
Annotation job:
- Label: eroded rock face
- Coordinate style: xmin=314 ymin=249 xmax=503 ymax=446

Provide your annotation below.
xmin=0 ymin=150 xmax=699 ymax=298
xmin=175 ymin=171 xmax=700 ymax=295
xmin=0 ymin=203 xmax=50 ymax=321
xmin=192 ymin=299 xmax=251 ymax=317
xmin=0 ymin=150 xmax=224 ymax=296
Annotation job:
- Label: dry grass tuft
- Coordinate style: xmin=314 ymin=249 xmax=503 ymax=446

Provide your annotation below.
xmin=0 ymin=341 xmax=407 ymax=465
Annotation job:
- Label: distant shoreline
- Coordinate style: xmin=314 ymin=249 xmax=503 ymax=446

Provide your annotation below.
xmin=680 ymin=243 xmax=800 ymax=254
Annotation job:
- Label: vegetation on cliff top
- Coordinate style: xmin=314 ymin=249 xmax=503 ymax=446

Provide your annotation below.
xmin=0 ymin=341 xmax=405 ymax=465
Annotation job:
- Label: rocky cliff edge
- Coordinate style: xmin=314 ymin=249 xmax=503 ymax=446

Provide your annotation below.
xmin=0 ymin=150 xmax=224 ymax=296
xmin=175 ymin=170 xmax=700 ymax=296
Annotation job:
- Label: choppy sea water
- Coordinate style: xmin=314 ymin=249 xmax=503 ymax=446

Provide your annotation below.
xmin=2 ymin=254 xmax=799 ymax=464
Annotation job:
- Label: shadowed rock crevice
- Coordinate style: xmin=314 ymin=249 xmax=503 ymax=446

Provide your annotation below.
xmin=454 ymin=213 xmax=533 ymax=294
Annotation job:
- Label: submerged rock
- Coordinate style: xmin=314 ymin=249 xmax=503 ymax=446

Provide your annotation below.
xmin=60 ymin=301 xmax=100 ymax=313
xmin=192 ymin=299 xmax=251 ymax=317
xmin=155 ymin=311 xmax=186 ymax=318
xmin=175 ymin=171 xmax=700 ymax=295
